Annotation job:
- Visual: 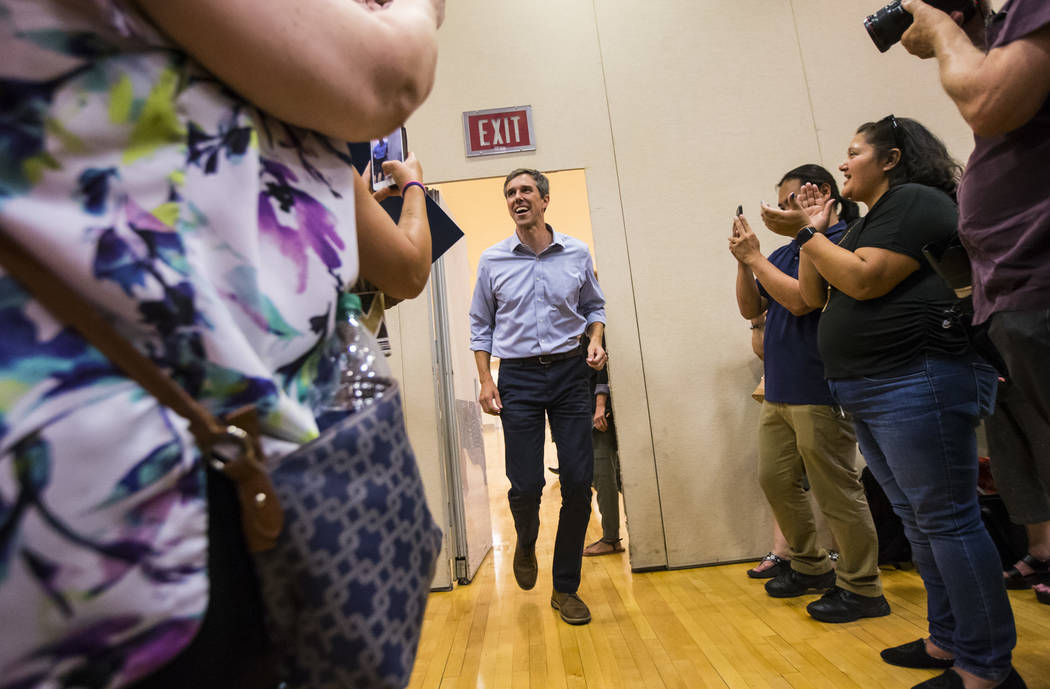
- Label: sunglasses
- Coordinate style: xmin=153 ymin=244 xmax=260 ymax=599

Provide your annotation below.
xmin=880 ymin=113 xmax=903 ymax=151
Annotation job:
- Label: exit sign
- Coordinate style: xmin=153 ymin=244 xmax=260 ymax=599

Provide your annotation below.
xmin=462 ymin=106 xmax=536 ymax=157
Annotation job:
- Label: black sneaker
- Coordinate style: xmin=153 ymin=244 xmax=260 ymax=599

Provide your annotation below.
xmin=807 ymin=586 xmax=891 ymax=623
xmin=764 ymin=567 xmax=836 ymax=598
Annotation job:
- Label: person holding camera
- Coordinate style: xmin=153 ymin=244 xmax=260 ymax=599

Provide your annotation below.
xmin=896 ymin=5 xmax=1050 ymax=427
xmin=763 ymin=116 xmax=1022 ymax=689
xmin=899 ymin=0 xmax=1050 ymax=614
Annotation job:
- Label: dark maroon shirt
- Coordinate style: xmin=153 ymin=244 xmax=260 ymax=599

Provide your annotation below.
xmin=957 ymin=0 xmax=1050 ymax=323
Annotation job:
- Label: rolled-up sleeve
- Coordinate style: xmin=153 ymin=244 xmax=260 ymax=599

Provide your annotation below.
xmin=579 ymin=253 xmax=606 ymax=327
xmin=469 ymin=258 xmax=496 ymax=353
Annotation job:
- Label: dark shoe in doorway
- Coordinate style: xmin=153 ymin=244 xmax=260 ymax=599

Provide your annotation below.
xmin=548 ymin=466 xmax=560 ymax=475
xmin=551 ymin=590 xmax=591 ymax=625
xmin=513 ymin=542 xmax=537 ymax=590
xmin=912 ymin=668 xmax=1027 ymax=689
xmin=807 ymin=586 xmax=891 ymax=623
xmin=764 ymin=567 xmax=835 ymax=598
xmin=880 ymin=639 xmax=954 ymax=670
xmin=747 ymin=552 xmax=789 ymax=579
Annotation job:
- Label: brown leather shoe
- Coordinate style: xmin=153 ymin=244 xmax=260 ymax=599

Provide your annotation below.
xmin=551 ymin=590 xmax=591 ymax=625
xmin=513 ymin=543 xmax=537 ymax=590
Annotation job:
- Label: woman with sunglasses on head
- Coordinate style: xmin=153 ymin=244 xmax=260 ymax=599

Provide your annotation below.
xmin=761 ymin=116 xmax=1023 ymax=689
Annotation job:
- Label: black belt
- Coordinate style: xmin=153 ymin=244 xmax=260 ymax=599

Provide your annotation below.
xmin=501 ymin=344 xmax=584 ymax=367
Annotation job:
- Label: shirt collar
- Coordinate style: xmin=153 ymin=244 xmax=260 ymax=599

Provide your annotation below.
xmin=509 ymin=224 xmax=565 ymax=255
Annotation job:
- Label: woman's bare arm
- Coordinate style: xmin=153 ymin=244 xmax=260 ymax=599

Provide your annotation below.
xmin=134 ymin=0 xmax=442 ymax=141
xmin=354 ymin=154 xmax=431 ymax=299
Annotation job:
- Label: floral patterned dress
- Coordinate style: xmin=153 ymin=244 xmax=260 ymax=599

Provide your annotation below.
xmin=0 ymin=2 xmax=360 ymax=686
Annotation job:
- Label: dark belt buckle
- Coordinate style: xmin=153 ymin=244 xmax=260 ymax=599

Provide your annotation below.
xmin=537 ymin=354 xmax=554 ymax=365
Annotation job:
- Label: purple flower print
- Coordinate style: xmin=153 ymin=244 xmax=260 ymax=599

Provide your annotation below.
xmin=258 ymin=158 xmax=344 ymax=292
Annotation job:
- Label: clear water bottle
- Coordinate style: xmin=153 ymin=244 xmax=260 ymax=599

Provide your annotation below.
xmin=311 ymin=292 xmax=395 ymax=431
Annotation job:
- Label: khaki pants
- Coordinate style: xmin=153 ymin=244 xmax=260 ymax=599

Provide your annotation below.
xmin=758 ymin=401 xmax=882 ymax=597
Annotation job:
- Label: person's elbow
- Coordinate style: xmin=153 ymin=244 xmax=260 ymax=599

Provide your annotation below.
xmin=785 ymin=302 xmax=815 ymax=317
xmin=383 ymin=263 xmax=431 ymax=300
xmin=350 ymin=40 xmax=438 ymax=138
xmin=961 ymin=94 xmax=1025 ymax=137
xmin=303 ymin=34 xmax=438 ymax=141
xmin=848 ymin=279 xmax=893 ymax=301
xmin=358 ymin=57 xmax=437 ymax=136
xmin=738 ymin=304 xmax=763 ymax=320
xmin=959 ymin=79 xmax=1049 ymax=137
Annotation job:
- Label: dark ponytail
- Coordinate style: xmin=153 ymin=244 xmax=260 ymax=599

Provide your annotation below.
xmin=856 ymin=116 xmax=961 ymax=197
xmin=777 ymin=164 xmax=860 ymax=223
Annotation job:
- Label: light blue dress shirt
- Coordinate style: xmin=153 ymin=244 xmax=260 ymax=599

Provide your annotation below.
xmin=469 ymin=227 xmax=606 ymax=359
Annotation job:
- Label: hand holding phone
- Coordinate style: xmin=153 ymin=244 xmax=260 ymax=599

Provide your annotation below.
xmin=370 ymin=127 xmax=408 ymax=191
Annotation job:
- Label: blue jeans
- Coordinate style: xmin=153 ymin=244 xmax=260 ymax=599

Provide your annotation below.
xmin=828 ymin=353 xmax=1014 ymax=682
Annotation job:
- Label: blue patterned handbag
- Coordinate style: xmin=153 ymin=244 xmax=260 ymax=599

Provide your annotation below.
xmin=255 ymin=383 xmax=442 ymax=689
xmin=0 ymin=232 xmax=442 ymax=689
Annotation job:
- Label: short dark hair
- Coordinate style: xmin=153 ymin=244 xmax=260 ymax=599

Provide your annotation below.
xmin=777 ymin=163 xmax=860 ymax=223
xmin=503 ymin=168 xmax=549 ymax=197
xmin=857 ymin=116 xmax=961 ymax=197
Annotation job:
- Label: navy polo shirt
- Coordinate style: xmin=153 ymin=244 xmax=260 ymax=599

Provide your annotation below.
xmin=758 ymin=221 xmax=846 ymax=405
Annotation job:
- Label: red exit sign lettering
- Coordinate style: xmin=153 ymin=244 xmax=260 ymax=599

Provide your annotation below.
xmin=463 ymin=106 xmax=536 ymax=157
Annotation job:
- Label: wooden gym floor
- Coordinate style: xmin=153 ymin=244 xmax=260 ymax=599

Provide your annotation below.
xmin=408 ymin=424 xmax=1050 ymax=689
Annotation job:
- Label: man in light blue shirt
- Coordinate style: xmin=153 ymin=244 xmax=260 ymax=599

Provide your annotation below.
xmin=470 ymin=168 xmax=606 ymax=625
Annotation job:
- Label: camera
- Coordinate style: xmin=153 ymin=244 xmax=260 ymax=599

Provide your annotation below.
xmin=865 ymin=0 xmax=978 ymax=53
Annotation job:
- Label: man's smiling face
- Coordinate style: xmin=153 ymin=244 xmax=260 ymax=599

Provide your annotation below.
xmin=504 ymin=174 xmax=549 ymax=228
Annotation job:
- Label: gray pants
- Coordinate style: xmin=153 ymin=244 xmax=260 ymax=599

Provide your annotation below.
xmin=989 ymin=308 xmax=1050 ymax=425
xmin=986 ymin=379 xmax=1050 ymax=524
xmin=592 ymin=429 xmax=621 ymax=542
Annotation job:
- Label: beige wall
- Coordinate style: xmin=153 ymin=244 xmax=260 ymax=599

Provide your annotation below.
xmin=408 ymin=0 xmax=977 ymax=570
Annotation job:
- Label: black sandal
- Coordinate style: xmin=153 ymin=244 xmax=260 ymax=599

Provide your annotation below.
xmin=1003 ymin=553 xmax=1050 ymax=590
xmin=747 ymin=552 xmax=788 ymax=579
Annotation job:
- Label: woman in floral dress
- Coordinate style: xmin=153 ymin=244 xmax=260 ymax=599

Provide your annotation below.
xmin=0 ymin=1 xmax=443 ymax=687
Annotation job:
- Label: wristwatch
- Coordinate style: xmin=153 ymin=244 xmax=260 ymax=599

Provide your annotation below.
xmin=795 ymin=226 xmax=816 ymax=245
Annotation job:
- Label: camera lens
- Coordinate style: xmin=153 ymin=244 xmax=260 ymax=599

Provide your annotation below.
xmin=865 ymin=0 xmax=914 ymax=53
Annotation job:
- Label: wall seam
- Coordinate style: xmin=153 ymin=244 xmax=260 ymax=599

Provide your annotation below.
xmin=789 ymin=0 xmax=825 ymax=162
xmin=590 ymin=0 xmax=670 ymax=567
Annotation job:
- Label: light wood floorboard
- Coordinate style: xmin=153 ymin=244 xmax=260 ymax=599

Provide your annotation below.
xmin=409 ymin=426 xmax=1049 ymax=689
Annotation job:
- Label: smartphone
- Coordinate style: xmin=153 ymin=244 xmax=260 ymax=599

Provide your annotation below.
xmin=370 ymin=127 xmax=408 ymax=192
xmin=736 ymin=205 xmax=744 ymax=216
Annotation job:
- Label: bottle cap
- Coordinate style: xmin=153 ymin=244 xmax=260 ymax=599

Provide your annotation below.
xmin=338 ymin=292 xmax=364 ymax=317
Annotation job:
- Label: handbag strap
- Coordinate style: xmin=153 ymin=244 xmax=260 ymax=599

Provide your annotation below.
xmin=0 ymin=229 xmax=227 ymax=447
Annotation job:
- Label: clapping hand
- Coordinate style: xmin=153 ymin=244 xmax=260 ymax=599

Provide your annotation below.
xmin=760 ymin=183 xmax=833 ymax=237
xmin=794 ymin=183 xmax=834 ymax=233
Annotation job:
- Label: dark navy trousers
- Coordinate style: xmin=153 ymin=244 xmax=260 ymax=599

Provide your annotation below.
xmin=498 ymin=354 xmax=593 ymax=593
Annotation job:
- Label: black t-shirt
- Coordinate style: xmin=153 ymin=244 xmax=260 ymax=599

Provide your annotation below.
xmin=818 ymin=184 xmax=971 ymax=378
